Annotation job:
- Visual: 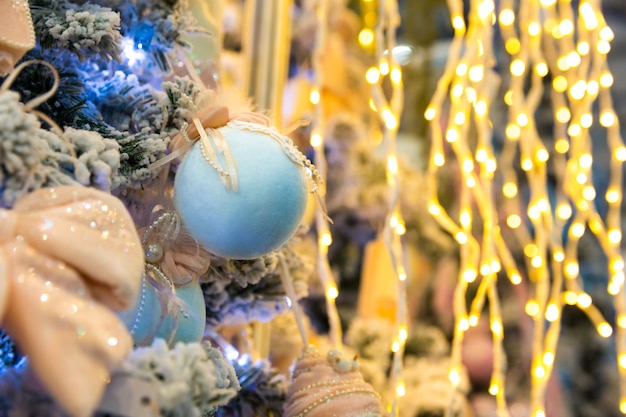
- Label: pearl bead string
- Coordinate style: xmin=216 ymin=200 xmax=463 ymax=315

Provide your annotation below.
xmin=294 ymin=387 xmax=382 ymax=417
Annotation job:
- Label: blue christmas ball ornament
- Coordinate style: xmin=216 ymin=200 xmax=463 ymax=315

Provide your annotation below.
xmin=173 ymin=121 xmax=310 ymax=259
xmin=119 ymin=277 xmax=206 ymax=347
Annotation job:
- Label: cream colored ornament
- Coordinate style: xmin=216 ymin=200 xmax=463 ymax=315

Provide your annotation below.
xmin=0 ymin=0 xmax=36 ymax=76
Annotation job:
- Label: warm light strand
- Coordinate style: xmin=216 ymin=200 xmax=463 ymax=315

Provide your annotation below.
xmin=428 ymin=0 xmax=624 ymax=414
xmin=310 ymin=0 xmax=342 ymax=349
xmin=367 ymin=1 xmax=407 ymax=416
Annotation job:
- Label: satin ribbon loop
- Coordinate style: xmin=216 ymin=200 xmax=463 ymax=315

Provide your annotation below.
xmin=148 ymin=104 xmax=271 ymax=174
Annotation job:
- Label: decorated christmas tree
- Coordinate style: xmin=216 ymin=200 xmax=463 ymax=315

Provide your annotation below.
xmin=1 ymin=0 xmax=625 ymax=416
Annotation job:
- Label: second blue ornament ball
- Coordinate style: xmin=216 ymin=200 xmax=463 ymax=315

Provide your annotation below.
xmin=173 ymin=123 xmax=309 ymax=259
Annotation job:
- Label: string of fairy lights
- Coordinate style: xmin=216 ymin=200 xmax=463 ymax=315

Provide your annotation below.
xmin=427 ymin=0 xmax=626 ymax=415
xmin=309 ymin=0 xmax=343 ymax=350
xmin=359 ymin=0 xmax=408 ymax=415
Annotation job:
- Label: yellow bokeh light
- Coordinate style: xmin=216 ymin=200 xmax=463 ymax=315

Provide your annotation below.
xmin=449 ymin=368 xmax=461 ymax=387
xmin=600 ymin=26 xmax=615 ymax=41
xmin=456 ymin=63 xmax=468 ymax=77
xmin=553 ymin=76 xmax=568 ymax=92
xmin=510 ymin=272 xmax=522 ymax=285
xmin=452 ymin=15 xmax=465 ymax=31
xmin=358 ymin=28 xmax=375 ymax=47
xmin=555 ymin=138 xmax=570 ymax=153
xmin=499 ymin=8 xmax=515 ymax=26
xmin=469 ymin=65 xmax=485 ymax=82
xmin=570 ymin=80 xmax=587 ymax=100
xmin=600 ymin=72 xmax=614 ymax=88
xmin=577 ymin=41 xmax=590 ymax=55
xmin=463 ymin=269 xmax=477 ymax=283
xmin=577 ymin=292 xmax=592 ymax=308
xmin=510 ymin=59 xmax=526 ymax=77
xmin=455 ymin=231 xmax=468 ymax=244
xmin=504 ymin=90 xmax=514 ymax=105
xmin=506 ymin=123 xmax=521 ymax=140
xmin=462 ymin=159 xmax=474 ymax=173
xmin=310 ymin=132 xmax=322 ymax=147
xmin=507 ymin=214 xmax=522 ymax=229
xmin=309 ymin=89 xmax=320 ymax=104
xmin=580 ymin=3 xmax=597 ymax=30
xmin=556 ymin=203 xmax=572 ymax=220
xmin=615 ymin=146 xmax=626 ymax=162
xmin=491 ymin=319 xmax=503 ymax=336
xmin=570 ymin=222 xmax=586 ymax=238
xmin=567 ymin=51 xmax=581 ymax=68
xmin=475 ymin=100 xmax=488 ymax=116
xmin=608 ymin=229 xmax=622 ymax=244
xmin=326 ymin=285 xmax=339 ymax=299
xmin=587 ymin=80 xmax=599 ymax=95
xmin=597 ymin=322 xmax=613 ymax=338
xmin=606 ymin=188 xmax=620 ymax=204
xmin=320 ymin=232 xmax=332 ymax=247
xmin=528 ymin=204 xmax=540 ymax=220
xmin=565 ymin=261 xmax=580 ymax=278
xmin=535 ymin=62 xmax=549 ymax=77
xmin=452 ymin=83 xmax=464 ymax=97
xmin=505 ymin=38 xmax=521 ymax=54
xmin=503 ymin=182 xmax=518 ymax=197
xmin=597 ymin=40 xmax=611 ymax=55
xmin=460 ymin=210 xmax=471 ymax=227
xmin=379 ymin=60 xmax=390 ymax=75
xmin=524 ymin=243 xmax=539 ymax=258
xmin=564 ymin=291 xmax=578 ymax=305
xmin=545 ymin=303 xmax=560 ymax=322
xmin=600 ymin=111 xmax=616 ymax=127
xmin=560 ymin=18 xmax=574 ymax=35
xmin=536 ymin=148 xmax=549 ymax=163
xmin=582 ymin=186 xmax=596 ymax=201
xmin=543 ymin=351 xmax=555 ymax=366
xmin=580 ymin=113 xmax=593 ymax=128
xmin=390 ymin=67 xmax=402 ymax=84
xmin=428 ymin=203 xmax=441 ymax=215
xmin=553 ymin=250 xmax=565 ymax=262
xmin=521 ymin=157 xmax=533 ymax=171
xmin=568 ymin=123 xmax=582 ymax=137
xmin=365 ymin=67 xmax=380 ymax=84
xmin=528 ymin=21 xmax=541 ymax=37
xmin=579 ymin=153 xmax=593 ymax=168
xmin=534 ymin=365 xmax=546 ymax=379
xmin=554 ymin=108 xmax=571 ymax=124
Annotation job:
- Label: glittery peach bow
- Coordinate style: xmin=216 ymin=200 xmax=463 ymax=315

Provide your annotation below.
xmin=0 ymin=186 xmax=144 ymax=417
xmin=0 ymin=0 xmax=36 ymax=76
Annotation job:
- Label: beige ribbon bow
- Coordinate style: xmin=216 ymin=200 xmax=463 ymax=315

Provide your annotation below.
xmin=149 ymin=105 xmax=273 ymax=191
xmin=0 ymin=186 xmax=144 ymax=417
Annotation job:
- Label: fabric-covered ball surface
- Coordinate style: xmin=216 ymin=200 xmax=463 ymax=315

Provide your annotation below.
xmin=119 ymin=279 xmax=206 ymax=347
xmin=174 ymin=124 xmax=309 ymax=259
